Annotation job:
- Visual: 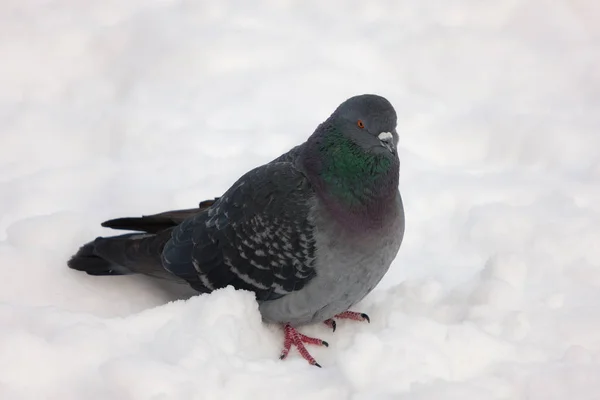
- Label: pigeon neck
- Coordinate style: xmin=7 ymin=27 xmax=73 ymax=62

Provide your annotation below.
xmin=302 ymin=126 xmax=399 ymax=230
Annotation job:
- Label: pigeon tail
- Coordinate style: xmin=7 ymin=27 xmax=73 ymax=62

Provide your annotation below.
xmin=100 ymin=198 xmax=218 ymax=233
xmin=67 ymin=236 xmax=133 ymax=276
xmin=68 ymin=231 xmax=177 ymax=281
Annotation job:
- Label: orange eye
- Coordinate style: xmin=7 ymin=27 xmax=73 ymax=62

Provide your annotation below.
xmin=357 ymin=120 xmax=365 ymax=129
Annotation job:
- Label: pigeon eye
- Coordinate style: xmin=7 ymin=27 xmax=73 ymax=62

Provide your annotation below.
xmin=357 ymin=120 xmax=365 ymax=129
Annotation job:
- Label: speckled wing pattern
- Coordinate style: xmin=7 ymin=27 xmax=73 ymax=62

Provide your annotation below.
xmin=162 ymin=161 xmax=317 ymax=301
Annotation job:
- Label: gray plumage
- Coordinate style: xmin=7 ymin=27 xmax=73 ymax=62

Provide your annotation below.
xmin=69 ymin=94 xmax=405 ymax=327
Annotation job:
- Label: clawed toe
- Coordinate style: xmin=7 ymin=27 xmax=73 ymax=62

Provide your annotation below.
xmin=280 ymin=324 xmax=326 ymax=366
xmin=334 ymin=310 xmax=370 ymax=323
xmin=323 ymin=319 xmax=336 ymax=332
xmin=280 ymin=311 xmax=371 ymax=366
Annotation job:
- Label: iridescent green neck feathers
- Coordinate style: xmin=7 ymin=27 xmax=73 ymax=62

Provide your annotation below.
xmin=316 ymin=130 xmax=396 ymax=206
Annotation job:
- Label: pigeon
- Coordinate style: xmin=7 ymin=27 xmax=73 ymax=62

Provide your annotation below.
xmin=68 ymin=94 xmax=405 ymax=366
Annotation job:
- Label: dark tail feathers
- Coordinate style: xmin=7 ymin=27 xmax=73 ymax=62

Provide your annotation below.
xmin=68 ymin=199 xmax=218 ymax=280
xmin=68 ymin=238 xmax=129 ymax=276
xmin=100 ymin=198 xmax=218 ymax=233
xmin=68 ymin=231 xmax=176 ymax=280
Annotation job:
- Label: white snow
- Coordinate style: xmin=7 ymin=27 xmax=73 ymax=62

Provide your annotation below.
xmin=1 ymin=0 xmax=600 ymax=398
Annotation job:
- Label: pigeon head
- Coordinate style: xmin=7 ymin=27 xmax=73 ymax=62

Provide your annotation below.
xmin=302 ymin=94 xmax=400 ymax=227
xmin=328 ymin=94 xmax=399 ymax=157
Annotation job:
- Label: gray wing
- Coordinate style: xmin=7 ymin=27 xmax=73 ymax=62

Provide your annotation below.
xmin=161 ymin=161 xmax=317 ymax=301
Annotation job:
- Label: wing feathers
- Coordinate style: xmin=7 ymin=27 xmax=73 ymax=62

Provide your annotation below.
xmin=101 ymin=198 xmax=219 ymax=233
xmin=163 ymin=162 xmax=318 ymax=301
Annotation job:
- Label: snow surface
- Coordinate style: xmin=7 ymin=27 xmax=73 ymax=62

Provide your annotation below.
xmin=1 ymin=0 xmax=600 ymax=399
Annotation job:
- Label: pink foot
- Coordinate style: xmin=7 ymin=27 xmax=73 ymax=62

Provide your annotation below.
xmin=280 ymin=324 xmax=328 ymax=367
xmin=323 ymin=311 xmax=370 ymax=332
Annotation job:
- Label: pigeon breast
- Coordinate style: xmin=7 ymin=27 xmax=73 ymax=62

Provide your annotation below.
xmin=258 ymin=192 xmax=405 ymax=326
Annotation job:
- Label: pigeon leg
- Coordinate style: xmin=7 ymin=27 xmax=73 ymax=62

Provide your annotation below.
xmin=334 ymin=311 xmax=370 ymax=323
xmin=280 ymin=324 xmax=328 ymax=367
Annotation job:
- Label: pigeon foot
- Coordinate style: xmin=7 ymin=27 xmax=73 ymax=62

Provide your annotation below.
xmin=323 ymin=311 xmax=370 ymax=332
xmin=280 ymin=324 xmax=328 ymax=367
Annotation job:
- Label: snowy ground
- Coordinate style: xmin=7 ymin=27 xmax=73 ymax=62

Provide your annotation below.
xmin=1 ymin=0 xmax=600 ymax=399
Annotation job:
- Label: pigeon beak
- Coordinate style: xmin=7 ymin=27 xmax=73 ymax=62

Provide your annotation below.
xmin=377 ymin=131 xmax=395 ymax=153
